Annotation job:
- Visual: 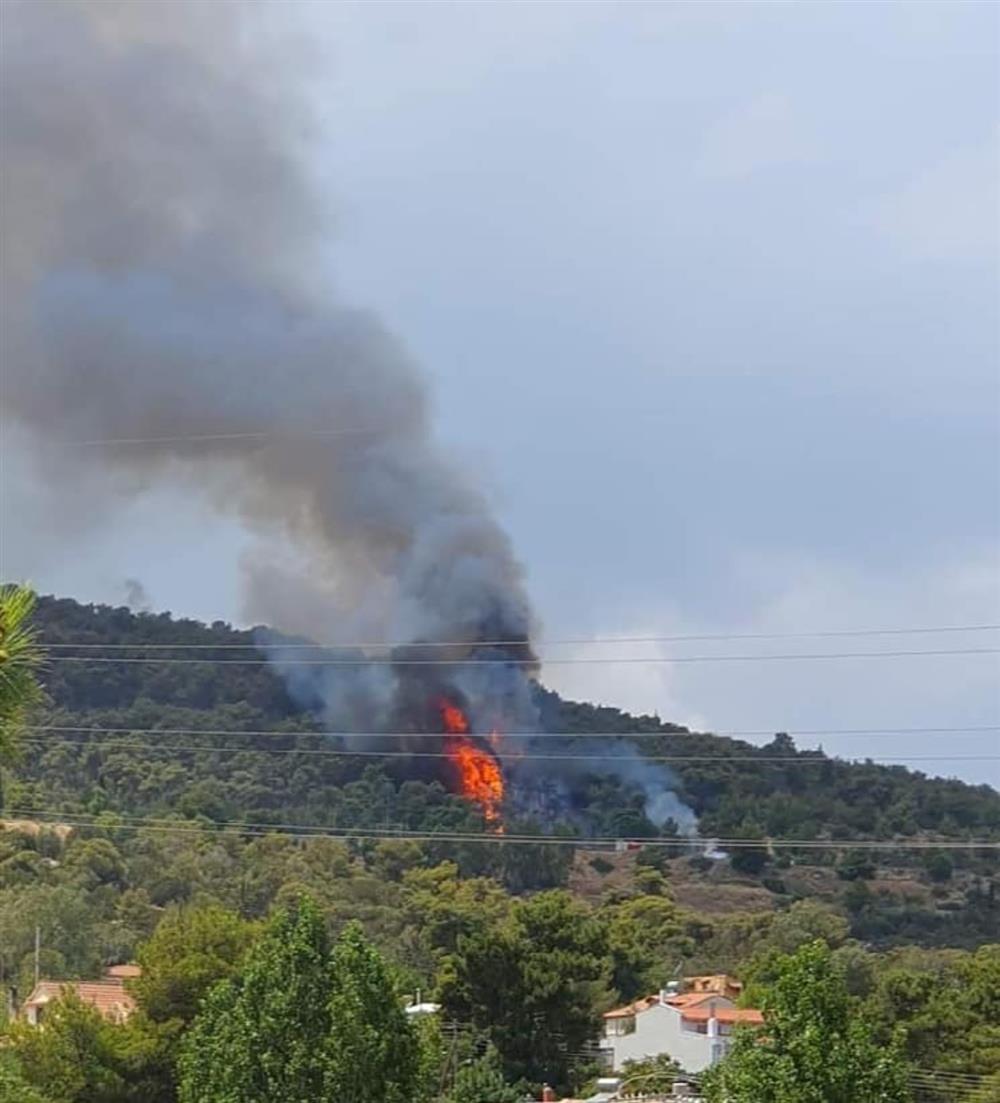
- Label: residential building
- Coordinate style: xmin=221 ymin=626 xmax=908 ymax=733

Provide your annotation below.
xmin=599 ymin=975 xmax=762 ymax=1074
xmin=20 ymin=964 xmax=140 ymax=1026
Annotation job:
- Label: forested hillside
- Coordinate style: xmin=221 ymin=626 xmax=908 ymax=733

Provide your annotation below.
xmin=0 ymin=595 xmax=998 ymax=1101
xmin=5 ymin=595 xmax=997 ymax=952
xmin=25 ymin=596 xmax=1000 ymax=845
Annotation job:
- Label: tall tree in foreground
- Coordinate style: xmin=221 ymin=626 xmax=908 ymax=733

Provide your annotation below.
xmin=703 ymin=940 xmax=911 ymax=1103
xmin=323 ymin=922 xmax=420 ymax=1103
xmin=177 ymin=897 xmax=331 ymax=1102
xmin=5 ymin=990 xmax=129 ymax=1103
xmin=0 ymin=584 xmax=43 ymax=803
xmin=177 ymin=898 xmax=419 ymax=1103
xmin=439 ymin=889 xmax=609 ymax=1092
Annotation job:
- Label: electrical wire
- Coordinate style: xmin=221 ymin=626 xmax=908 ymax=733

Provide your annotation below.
xmin=4 ymin=810 xmax=997 ymax=848
xmin=39 ymin=622 xmax=1000 ymax=650
xmin=910 ymin=1071 xmax=989 ymax=1085
xmin=17 ymin=733 xmax=1000 ymax=765
xmin=65 ymin=427 xmax=383 ymax=446
xmin=37 ymin=646 xmax=1000 ymax=666
xmin=22 ymin=723 xmax=1000 ymax=739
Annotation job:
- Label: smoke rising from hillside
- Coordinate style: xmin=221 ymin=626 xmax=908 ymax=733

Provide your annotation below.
xmin=0 ymin=0 xmax=533 ymax=650
xmin=1 ymin=0 xmax=695 ymax=830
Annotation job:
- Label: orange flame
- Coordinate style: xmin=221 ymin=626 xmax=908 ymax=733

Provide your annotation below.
xmin=439 ymin=698 xmax=504 ymax=828
xmin=439 ymin=699 xmax=470 ymax=736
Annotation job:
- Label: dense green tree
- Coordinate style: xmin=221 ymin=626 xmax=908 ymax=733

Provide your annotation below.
xmin=401 ymin=862 xmax=510 ymax=959
xmin=703 ymin=940 xmax=911 ymax=1103
xmin=728 ymin=824 xmax=770 ymax=876
xmin=5 ymin=991 xmax=131 ymax=1103
xmin=0 ymin=1051 xmax=53 ymax=1103
xmin=323 ymin=922 xmax=420 ymax=1103
xmin=618 ymin=1053 xmax=681 ymax=1094
xmin=837 ymin=849 xmax=876 ymax=881
xmin=178 ymin=900 xmax=418 ymax=1103
xmin=865 ymin=944 xmax=1000 ymax=1100
xmin=600 ymin=894 xmax=688 ymax=999
xmin=439 ymin=890 xmax=609 ymax=1092
xmin=177 ymin=897 xmax=331 ymax=1102
xmin=922 ymin=851 xmax=954 ymax=883
xmin=446 ymin=1048 xmax=521 ymax=1103
xmin=133 ymin=904 xmax=257 ymax=1026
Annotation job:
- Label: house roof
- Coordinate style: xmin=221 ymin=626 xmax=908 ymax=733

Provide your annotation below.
xmin=665 ymin=992 xmax=718 ymax=1009
xmin=681 ymin=1007 xmax=764 ymax=1025
xmin=23 ymin=979 xmax=137 ymax=1022
xmin=687 ymin=973 xmax=742 ymax=989
xmin=105 ymin=964 xmax=141 ymax=979
xmin=603 ymin=989 xmax=724 ymax=1019
xmin=603 ymin=995 xmax=660 ymax=1019
xmin=603 ymin=979 xmax=748 ymax=1021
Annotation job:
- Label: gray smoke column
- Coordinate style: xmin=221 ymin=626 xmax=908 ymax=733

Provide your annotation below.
xmin=1 ymin=0 xmax=696 ymax=832
xmin=0 ymin=0 xmax=533 ymax=651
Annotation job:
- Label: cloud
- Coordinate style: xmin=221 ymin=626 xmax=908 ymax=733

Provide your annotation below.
xmin=865 ymin=134 xmax=1000 ymax=263
xmin=695 ymin=93 xmax=818 ymax=180
xmin=543 ymin=635 xmax=708 ymax=734
xmin=545 ymin=551 xmax=1000 ymax=788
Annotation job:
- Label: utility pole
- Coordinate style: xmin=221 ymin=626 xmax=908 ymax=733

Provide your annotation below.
xmin=34 ymin=924 xmax=40 ymax=987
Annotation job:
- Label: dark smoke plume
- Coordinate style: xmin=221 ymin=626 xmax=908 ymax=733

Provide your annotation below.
xmin=1 ymin=0 xmax=695 ymax=830
xmin=1 ymin=0 xmax=533 ymax=652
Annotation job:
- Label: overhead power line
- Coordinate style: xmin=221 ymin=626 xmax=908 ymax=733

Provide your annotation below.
xmin=38 ymin=646 xmax=1000 ymax=666
xmin=5 ymin=810 xmax=997 ymax=849
xmin=39 ymin=622 xmax=1000 ymax=650
xmin=23 ymin=723 xmax=1000 ymax=739
xmin=18 ymin=733 xmax=1000 ymax=765
xmin=66 ymin=427 xmax=383 ymax=446
xmin=910 ymin=1069 xmax=989 ymax=1084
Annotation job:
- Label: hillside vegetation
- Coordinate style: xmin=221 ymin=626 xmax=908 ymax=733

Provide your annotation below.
xmin=0 ymin=596 xmax=997 ymax=1100
xmin=9 ymin=596 xmax=999 ymax=951
xmin=27 ymin=596 xmax=1000 ymax=842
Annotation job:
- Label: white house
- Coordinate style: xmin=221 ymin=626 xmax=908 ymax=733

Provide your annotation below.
xmin=599 ymin=975 xmax=762 ymax=1075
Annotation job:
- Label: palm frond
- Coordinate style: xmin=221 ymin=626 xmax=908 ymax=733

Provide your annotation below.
xmin=0 ymin=584 xmax=44 ymax=753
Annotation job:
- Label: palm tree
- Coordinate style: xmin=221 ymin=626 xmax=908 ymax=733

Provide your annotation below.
xmin=0 ymin=583 xmax=43 ymax=765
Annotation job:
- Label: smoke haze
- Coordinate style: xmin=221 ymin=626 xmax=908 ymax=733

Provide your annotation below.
xmin=0 ymin=0 xmax=533 ymax=650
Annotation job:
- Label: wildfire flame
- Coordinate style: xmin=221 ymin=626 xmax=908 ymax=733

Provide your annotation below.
xmin=439 ymin=698 xmax=504 ymax=829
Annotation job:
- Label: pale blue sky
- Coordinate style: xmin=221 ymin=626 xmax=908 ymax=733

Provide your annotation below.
xmin=7 ymin=1 xmax=999 ymax=784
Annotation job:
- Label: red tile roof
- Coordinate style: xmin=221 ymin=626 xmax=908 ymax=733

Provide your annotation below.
xmin=665 ymin=992 xmax=718 ymax=1009
xmin=681 ymin=1007 xmax=764 ymax=1025
xmin=604 ymin=989 xmax=728 ymax=1018
xmin=603 ymin=981 xmax=754 ymax=1021
xmin=603 ymin=995 xmax=660 ymax=1019
xmin=23 ymin=979 xmax=137 ymax=1023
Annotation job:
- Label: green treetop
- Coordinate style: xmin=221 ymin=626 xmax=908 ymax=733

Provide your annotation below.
xmin=178 ymin=897 xmax=420 ymax=1103
xmin=703 ymin=939 xmax=911 ymax=1103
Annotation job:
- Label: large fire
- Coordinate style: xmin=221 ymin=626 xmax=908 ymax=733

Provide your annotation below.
xmin=439 ymin=698 xmax=504 ymax=828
